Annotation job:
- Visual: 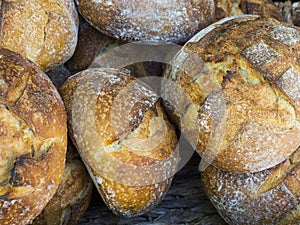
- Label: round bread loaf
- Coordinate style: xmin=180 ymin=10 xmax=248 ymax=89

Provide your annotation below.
xmin=60 ymin=68 xmax=179 ymax=217
xmin=32 ymin=142 xmax=93 ymax=225
xmin=0 ymin=48 xmax=67 ymax=225
xmin=0 ymin=0 xmax=79 ymax=71
xmin=163 ymin=15 xmax=300 ymax=173
xmin=201 ymin=149 xmax=300 ymax=225
xmin=75 ymin=0 xmax=281 ymax=43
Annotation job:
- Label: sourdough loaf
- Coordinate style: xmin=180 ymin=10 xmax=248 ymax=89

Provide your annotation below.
xmin=201 ymin=148 xmax=300 ymax=225
xmin=0 ymin=48 xmax=67 ymax=225
xmin=60 ymin=68 xmax=178 ymax=217
xmin=163 ymin=15 xmax=300 ymax=173
xmin=0 ymin=0 xmax=79 ymax=71
xmin=75 ymin=0 xmax=281 ymax=43
xmin=32 ymin=142 xmax=93 ymax=225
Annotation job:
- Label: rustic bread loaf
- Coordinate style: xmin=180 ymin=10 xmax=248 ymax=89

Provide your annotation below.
xmin=0 ymin=48 xmax=67 ymax=225
xmin=75 ymin=0 xmax=281 ymax=43
xmin=32 ymin=142 xmax=93 ymax=225
xmin=60 ymin=68 xmax=178 ymax=217
xmin=0 ymin=0 xmax=79 ymax=71
xmin=163 ymin=15 xmax=300 ymax=173
xmin=201 ymin=148 xmax=300 ymax=225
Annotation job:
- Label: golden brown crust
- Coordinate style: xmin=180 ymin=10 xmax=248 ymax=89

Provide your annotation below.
xmin=32 ymin=143 xmax=93 ymax=225
xmin=201 ymin=149 xmax=300 ymax=225
xmin=61 ymin=68 xmax=178 ymax=217
xmin=0 ymin=0 xmax=79 ymax=71
xmin=76 ymin=0 xmax=281 ymax=43
xmin=0 ymin=48 xmax=67 ymax=225
xmin=76 ymin=0 xmax=215 ymax=43
xmin=163 ymin=15 xmax=300 ymax=172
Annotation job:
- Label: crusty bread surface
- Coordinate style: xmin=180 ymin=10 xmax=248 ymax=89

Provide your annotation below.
xmin=201 ymin=148 xmax=300 ymax=225
xmin=60 ymin=68 xmax=179 ymax=217
xmin=32 ymin=142 xmax=93 ymax=225
xmin=75 ymin=0 xmax=281 ymax=43
xmin=0 ymin=48 xmax=67 ymax=225
xmin=163 ymin=15 xmax=300 ymax=172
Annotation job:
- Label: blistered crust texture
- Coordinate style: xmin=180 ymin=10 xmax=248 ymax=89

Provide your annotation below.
xmin=201 ymin=149 xmax=300 ymax=225
xmin=61 ymin=68 xmax=178 ymax=217
xmin=0 ymin=48 xmax=67 ymax=225
xmin=163 ymin=15 xmax=300 ymax=172
xmin=0 ymin=0 xmax=79 ymax=71
xmin=75 ymin=0 xmax=281 ymax=43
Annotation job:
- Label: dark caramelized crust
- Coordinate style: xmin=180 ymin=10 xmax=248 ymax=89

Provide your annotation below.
xmin=163 ymin=15 xmax=300 ymax=172
xmin=61 ymin=68 xmax=178 ymax=217
xmin=0 ymin=48 xmax=67 ymax=225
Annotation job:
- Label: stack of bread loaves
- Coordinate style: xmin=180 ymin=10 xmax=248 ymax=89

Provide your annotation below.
xmin=0 ymin=48 xmax=67 ymax=225
xmin=1 ymin=0 xmax=298 ymax=224
xmin=0 ymin=1 xmax=91 ymax=225
xmin=163 ymin=14 xmax=300 ymax=224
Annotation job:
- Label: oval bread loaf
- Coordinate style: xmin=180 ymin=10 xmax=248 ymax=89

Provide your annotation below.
xmin=60 ymin=68 xmax=179 ymax=217
xmin=0 ymin=48 xmax=67 ymax=225
xmin=163 ymin=15 xmax=300 ymax=173
xmin=75 ymin=0 xmax=281 ymax=43
xmin=32 ymin=142 xmax=93 ymax=225
xmin=0 ymin=0 xmax=79 ymax=71
xmin=201 ymin=149 xmax=300 ymax=225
